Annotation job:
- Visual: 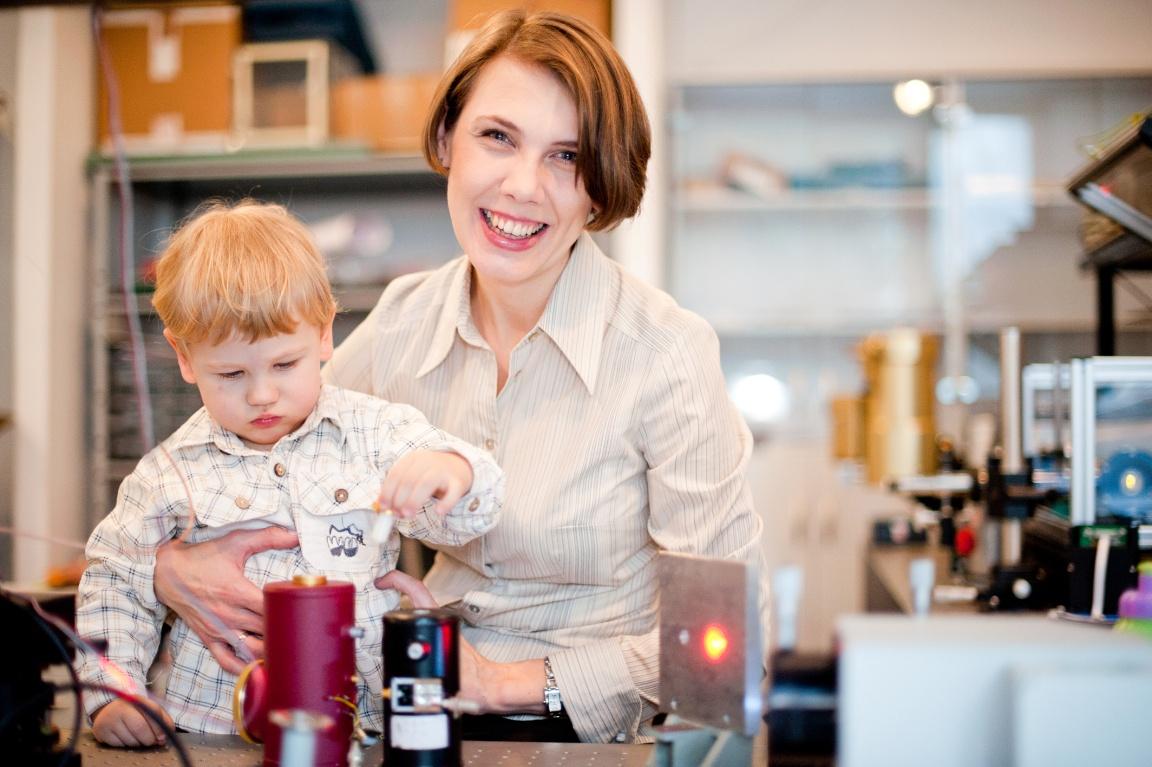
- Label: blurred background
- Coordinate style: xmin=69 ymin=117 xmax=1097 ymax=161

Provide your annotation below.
xmin=1 ymin=0 xmax=1150 ymax=653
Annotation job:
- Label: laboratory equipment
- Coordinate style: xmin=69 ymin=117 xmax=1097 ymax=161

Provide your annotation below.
xmin=977 ymin=329 xmax=1058 ymax=610
xmin=648 ymin=552 xmax=764 ymax=767
xmin=0 ymin=589 xmax=80 ymax=766
xmin=234 ymin=575 xmax=360 ymax=766
xmin=381 ymin=608 xmax=463 ymax=767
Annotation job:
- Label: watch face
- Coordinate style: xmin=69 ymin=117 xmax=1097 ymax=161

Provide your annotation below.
xmin=545 ymin=687 xmax=563 ymax=714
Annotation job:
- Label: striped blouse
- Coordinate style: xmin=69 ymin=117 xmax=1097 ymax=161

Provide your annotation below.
xmin=324 ymin=233 xmax=766 ymax=743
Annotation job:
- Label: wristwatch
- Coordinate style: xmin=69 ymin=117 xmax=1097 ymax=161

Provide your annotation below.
xmin=543 ymin=656 xmax=563 ymax=717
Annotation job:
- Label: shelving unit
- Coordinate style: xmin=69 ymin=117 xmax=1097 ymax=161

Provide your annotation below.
xmin=666 ymin=75 xmax=1152 ymax=653
xmin=86 ymin=150 xmax=453 ymax=529
xmin=1066 ymin=113 xmax=1152 ymax=354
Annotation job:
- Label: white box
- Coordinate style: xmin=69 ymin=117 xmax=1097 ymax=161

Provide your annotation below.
xmin=837 ymin=614 xmax=1152 ymax=767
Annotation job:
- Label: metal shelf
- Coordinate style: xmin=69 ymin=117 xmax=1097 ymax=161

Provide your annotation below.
xmin=105 ymin=284 xmax=387 ymax=317
xmin=86 ymin=149 xmax=448 ymax=529
xmin=1066 ymin=112 xmax=1152 ymax=353
xmin=676 ymin=183 xmax=1076 ymax=213
xmin=87 ymin=149 xmax=435 ymax=183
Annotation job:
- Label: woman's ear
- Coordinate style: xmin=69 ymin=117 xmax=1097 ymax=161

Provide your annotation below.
xmin=436 ymin=121 xmax=451 ymax=169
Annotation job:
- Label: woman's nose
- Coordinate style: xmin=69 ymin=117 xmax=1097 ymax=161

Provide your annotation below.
xmin=501 ymin=154 xmax=543 ymax=201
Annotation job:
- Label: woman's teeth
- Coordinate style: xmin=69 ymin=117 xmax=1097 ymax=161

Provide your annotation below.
xmin=484 ymin=210 xmax=546 ymax=239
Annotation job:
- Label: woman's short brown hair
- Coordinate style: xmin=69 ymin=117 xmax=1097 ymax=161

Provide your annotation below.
xmin=422 ymin=10 xmax=651 ymax=231
xmin=153 ymin=199 xmax=338 ymax=348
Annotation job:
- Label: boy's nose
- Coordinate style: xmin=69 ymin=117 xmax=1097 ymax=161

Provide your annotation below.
xmin=247 ymin=378 xmax=277 ymax=406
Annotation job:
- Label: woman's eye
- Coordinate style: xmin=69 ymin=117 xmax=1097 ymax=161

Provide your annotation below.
xmin=555 ymin=150 xmax=577 ymax=164
xmin=481 ymin=129 xmax=511 ymax=144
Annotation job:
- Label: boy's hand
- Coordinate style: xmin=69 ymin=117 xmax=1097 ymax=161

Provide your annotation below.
xmin=378 ymin=450 xmax=473 ymax=517
xmin=92 ymin=697 xmax=174 ymax=748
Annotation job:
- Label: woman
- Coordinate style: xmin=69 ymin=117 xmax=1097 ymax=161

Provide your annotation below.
xmin=153 ymin=10 xmax=765 ymax=744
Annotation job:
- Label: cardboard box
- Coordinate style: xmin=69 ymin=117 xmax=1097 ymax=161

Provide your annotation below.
xmin=96 ymin=3 xmax=240 ymax=153
xmin=330 ymin=73 xmax=440 ymax=153
xmin=232 ymin=39 xmax=358 ymax=149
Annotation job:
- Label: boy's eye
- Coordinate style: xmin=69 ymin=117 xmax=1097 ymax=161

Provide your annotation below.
xmin=219 ymin=371 xmax=243 ymax=380
xmin=275 ymin=360 xmax=298 ymax=370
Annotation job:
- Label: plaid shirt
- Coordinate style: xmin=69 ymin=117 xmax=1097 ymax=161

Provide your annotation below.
xmin=76 ymin=384 xmax=503 ymax=733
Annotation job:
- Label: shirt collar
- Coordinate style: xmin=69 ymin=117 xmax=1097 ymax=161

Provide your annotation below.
xmin=416 ymin=258 xmax=472 ymax=379
xmin=535 ymin=232 xmax=614 ymax=394
xmin=415 ymin=233 xmax=615 ymax=394
xmin=175 ymin=384 xmax=348 ymax=455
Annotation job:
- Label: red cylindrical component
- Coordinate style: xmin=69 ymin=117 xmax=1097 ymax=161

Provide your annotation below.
xmin=261 ymin=575 xmax=357 ymax=767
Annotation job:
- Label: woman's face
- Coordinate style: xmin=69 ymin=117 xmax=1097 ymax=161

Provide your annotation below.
xmin=439 ymin=55 xmax=595 ymax=295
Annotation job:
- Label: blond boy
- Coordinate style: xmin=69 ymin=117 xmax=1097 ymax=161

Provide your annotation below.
xmin=76 ymin=200 xmax=502 ymax=746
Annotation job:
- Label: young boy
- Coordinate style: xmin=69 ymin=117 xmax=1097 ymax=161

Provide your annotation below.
xmin=76 ymin=200 xmax=503 ymax=747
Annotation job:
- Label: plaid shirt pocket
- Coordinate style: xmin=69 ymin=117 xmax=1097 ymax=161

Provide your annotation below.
xmin=295 ymin=471 xmax=384 ymax=575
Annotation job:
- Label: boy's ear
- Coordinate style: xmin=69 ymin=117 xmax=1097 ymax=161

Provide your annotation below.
xmin=163 ymin=329 xmax=198 ymax=384
xmin=319 ymin=320 xmax=335 ymax=363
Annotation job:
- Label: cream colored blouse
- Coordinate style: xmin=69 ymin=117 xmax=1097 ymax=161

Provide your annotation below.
xmin=324 ymin=233 xmax=765 ymax=743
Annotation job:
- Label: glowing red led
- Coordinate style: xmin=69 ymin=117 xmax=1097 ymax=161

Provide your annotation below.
xmin=702 ymin=624 xmax=729 ymax=663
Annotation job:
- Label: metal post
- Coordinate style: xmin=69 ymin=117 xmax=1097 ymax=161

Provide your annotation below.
xmin=1097 ymin=266 xmax=1116 ymax=356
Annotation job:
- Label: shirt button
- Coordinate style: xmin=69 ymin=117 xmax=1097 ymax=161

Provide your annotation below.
xmin=334 ymin=488 xmax=349 ymax=503
xmin=484 ymin=438 xmax=496 ymax=451
xmin=274 ymin=463 xmax=286 ymax=477
xmin=234 ymin=497 xmax=251 ymax=510
xmin=468 ymin=604 xmax=481 ymax=614
xmin=614 ymin=732 xmax=627 ymax=743
xmin=467 ymin=497 xmax=480 ymax=512
xmin=528 ymin=330 xmax=539 ymax=342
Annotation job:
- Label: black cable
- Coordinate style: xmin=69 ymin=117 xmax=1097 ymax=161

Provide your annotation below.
xmin=65 ymin=683 xmax=194 ymax=767
xmin=3 ymin=591 xmax=190 ymax=767
xmin=33 ymin=610 xmax=82 ymax=767
xmin=0 ymin=590 xmax=83 ymax=767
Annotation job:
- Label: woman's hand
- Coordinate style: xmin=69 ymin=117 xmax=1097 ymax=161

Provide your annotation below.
xmin=153 ymin=527 xmax=299 ymax=674
xmin=374 ymin=570 xmax=547 ymax=715
xmin=92 ymin=697 xmax=174 ymax=748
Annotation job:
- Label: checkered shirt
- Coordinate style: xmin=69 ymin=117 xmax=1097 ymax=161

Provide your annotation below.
xmin=76 ymin=384 xmax=503 ymax=733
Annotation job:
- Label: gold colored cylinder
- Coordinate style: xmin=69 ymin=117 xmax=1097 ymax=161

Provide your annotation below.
xmin=859 ymin=328 xmax=938 ymax=484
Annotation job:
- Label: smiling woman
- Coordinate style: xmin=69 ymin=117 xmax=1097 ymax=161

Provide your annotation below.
xmin=151 ymin=10 xmax=767 ymax=745
xmin=437 ymin=56 xmax=596 ymax=360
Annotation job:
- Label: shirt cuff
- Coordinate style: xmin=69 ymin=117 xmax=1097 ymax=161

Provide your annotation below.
xmin=549 ymin=640 xmax=644 ymax=743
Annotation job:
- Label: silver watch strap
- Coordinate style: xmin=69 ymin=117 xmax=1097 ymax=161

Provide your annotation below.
xmin=543 ymin=656 xmax=563 ymax=717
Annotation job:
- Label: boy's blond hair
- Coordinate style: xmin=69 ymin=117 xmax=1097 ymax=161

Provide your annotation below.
xmin=153 ymin=199 xmax=338 ymax=348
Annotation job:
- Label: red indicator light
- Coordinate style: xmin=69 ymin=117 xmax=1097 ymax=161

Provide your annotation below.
xmin=702 ymin=624 xmax=729 ymax=663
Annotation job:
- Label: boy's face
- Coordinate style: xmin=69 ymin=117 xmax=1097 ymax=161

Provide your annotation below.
xmin=165 ymin=321 xmax=334 ymax=449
